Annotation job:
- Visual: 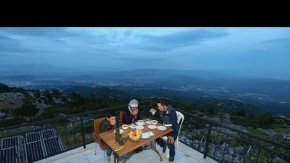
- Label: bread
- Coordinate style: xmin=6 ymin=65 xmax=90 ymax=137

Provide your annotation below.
xmin=128 ymin=129 xmax=142 ymax=141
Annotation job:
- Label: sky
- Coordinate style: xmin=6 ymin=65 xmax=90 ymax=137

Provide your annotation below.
xmin=0 ymin=27 xmax=290 ymax=79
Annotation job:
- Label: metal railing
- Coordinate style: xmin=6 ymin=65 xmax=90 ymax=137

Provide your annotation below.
xmin=179 ymin=111 xmax=290 ymax=163
xmin=0 ymin=101 xmax=154 ymax=162
xmin=0 ymin=100 xmax=289 ymax=163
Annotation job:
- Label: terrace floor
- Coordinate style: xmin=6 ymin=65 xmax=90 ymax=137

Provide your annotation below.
xmin=35 ymin=141 xmax=218 ymax=163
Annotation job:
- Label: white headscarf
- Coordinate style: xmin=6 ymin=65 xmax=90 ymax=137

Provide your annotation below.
xmin=128 ymin=99 xmax=138 ymax=114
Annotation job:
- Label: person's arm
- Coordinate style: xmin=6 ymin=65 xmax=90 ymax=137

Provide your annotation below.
xmin=154 ymin=110 xmax=160 ymax=117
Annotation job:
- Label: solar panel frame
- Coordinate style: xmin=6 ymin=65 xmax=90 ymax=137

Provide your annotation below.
xmin=0 ymin=146 xmax=19 ymax=163
xmin=25 ymin=141 xmax=45 ymax=162
xmin=44 ymin=137 xmax=62 ymax=157
xmin=1 ymin=136 xmax=20 ymax=149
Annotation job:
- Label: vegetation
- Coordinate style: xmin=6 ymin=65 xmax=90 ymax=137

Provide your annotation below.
xmin=13 ymin=97 xmax=38 ymax=121
xmin=1 ymin=82 xmax=289 ymax=162
xmin=1 ymin=82 xmax=290 ymax=140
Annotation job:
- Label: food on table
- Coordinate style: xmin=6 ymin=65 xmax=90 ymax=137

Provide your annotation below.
xmin=122 ymin=124 xmax=128 ymax=129
xmin=127 ymin=129 xmax=142 ymax=141
xmin=151 ymin=120 xmax=158 ymax=125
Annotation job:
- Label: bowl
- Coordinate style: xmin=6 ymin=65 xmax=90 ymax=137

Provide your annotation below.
xmin=127 ymin=129 xmax=142 ymax=142
xmin=122 ymin=124 xmax=128 ymax=130
xmin=138 ymin=120 xmax=144 ymax=123
xmin=136 ymin=122 xmax=144 ymax=126
xmin=151 ymin=120 xmax=158 ymax=125
xmin=129 ymin=136 xmax=142 ymax=142
xmin=136 ymin=120 xmax=145 ymax=126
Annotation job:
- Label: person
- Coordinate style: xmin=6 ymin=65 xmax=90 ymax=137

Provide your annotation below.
xmin=99 ymin=111 xmax=117 ymax=162
xmin=122 ymin=99 xmax=141 ymax=124
xmin=122 ymin=99 xmax=143 ymax=153
xmin=149 ymin=99 xmax=179 ymax=162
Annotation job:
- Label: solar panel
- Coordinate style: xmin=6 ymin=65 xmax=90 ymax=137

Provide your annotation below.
xmin=1 ymin=128 xmax=63 ymax=162
xmin=25 ymin=141 xmax=44 ymax=162
xmin=44 ymin=137 xmax=62 ymax=157
xmin=1 ymin=137 xmax=19 ymax=149
xmin=25 ymin=131 xmax=41 ymax=143
xmin=41 ymin=129 xmax=56 ymax=139
xmin=0 ymin=146 xmax=19 ymax=163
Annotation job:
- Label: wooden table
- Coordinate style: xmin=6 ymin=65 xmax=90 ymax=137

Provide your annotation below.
xmin=99 ymin=119 xmax=173 ymax=163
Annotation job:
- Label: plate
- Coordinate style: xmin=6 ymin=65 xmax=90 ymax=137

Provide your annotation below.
xmin=129 ymin=124 xmax=136 ymax=129
xmin=146 ymin=121 xmax=152 ymax=124
xmin=142 ymin=133 xmax=150 ymax=139
xmin=136 ymin=126 xmax=144 ymax=130
xmin=156 ymin=126 xmax=166 ymax=131
xmin=164 ymin=124 xmax=172 ymax=127
xmin=148 ymin=125 xmax=156 ymax=129
xmin=114 ymin=129 xmax=124 ymax=134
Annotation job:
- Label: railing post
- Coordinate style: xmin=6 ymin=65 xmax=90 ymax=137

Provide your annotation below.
xmin=80 ymin=115 xmax=86 ymax=149
xmin=203 ymin=123 xmax=212 ymax=159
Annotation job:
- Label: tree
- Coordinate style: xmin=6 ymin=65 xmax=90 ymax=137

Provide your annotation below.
xmin=236 ymin=109 xmax=246 ymax=117
xmin=257 ymin=113 xmax=275 ymax=128
xmin=43 ymin=90 xmax=53 ymax=102
xmin=14 ymin=98 xmax=38 ymax=122
xmin=34 ymin=90 xmax=41 ymax=98
xmin=70 ymin=92 xmax=85 ymax=105
xmin=51 ymin=89 xmax=61 ymax=97
xmin=0 ymin=83 xmax=9 ymax=92
xmin=206 ymin=107 xmax=216 ymax=116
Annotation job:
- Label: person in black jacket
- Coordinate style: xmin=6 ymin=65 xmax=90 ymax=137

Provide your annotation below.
xmin=99 ymin=111 xmax=116 ymax=162
xmin=149 ymin=99 xmax=179 ymax=162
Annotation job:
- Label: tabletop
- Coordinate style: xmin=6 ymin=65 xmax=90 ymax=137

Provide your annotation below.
xmin=99 ymin=118 xmax=173 ymax=157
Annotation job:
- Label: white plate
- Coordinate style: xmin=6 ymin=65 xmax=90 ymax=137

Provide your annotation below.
xmin=136 ymin=126 xmax=144 ymax=130
xmin=114 ymin=129 xmax=124 ymax=134
xmin=142 ymin=133 xmax=150 ymax=139
xmin=129 ymin=124 xmax=136 ymax=129
xmin=157 ymin=126 xmax=166 ymax=131
xmin=146 ymin=121 xmax=152 ymax=124
xmin=148 ymin=125 xmax=156 ymax=129
xmin=164 ymin=124 xmax=172 ymax=127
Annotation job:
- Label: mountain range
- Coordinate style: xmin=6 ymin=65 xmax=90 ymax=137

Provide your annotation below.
xmin=0 ymin=64 xmax=290 ymax=115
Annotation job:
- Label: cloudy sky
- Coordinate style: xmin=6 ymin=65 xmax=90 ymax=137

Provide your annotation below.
xmin=0 ymin=27 xmax=289 ymax=79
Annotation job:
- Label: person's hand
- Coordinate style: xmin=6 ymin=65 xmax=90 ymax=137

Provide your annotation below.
xmin=167 ymin=136 xmax=175 ymax=144
xmin=149 ymin=108 xmax=156 ymax=115
xmin=132 ymin=109 xmax=138 ymax=115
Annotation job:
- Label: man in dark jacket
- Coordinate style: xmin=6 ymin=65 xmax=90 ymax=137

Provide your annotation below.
xmin=149 ymin=99 xmax=179 ymax=162
xmin=99 ymin=111 xmax=116 ymax=162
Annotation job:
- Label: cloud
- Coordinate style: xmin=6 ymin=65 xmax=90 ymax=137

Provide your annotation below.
xmin=261 ymin=37 xmax=290 ymax=44
xmin=0 ymin=27 xmax=289 ymax=79
xmin=0 ymin=28 xmax=110 ymax=56
xmin=133 ymin=28 xmax=228 ymax=52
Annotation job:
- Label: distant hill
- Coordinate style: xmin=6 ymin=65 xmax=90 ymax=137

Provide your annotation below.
xmin=62 ymin=86 xmax=133 ymax=98
xmin=1 ymin=68 xmax=290 ymax=115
